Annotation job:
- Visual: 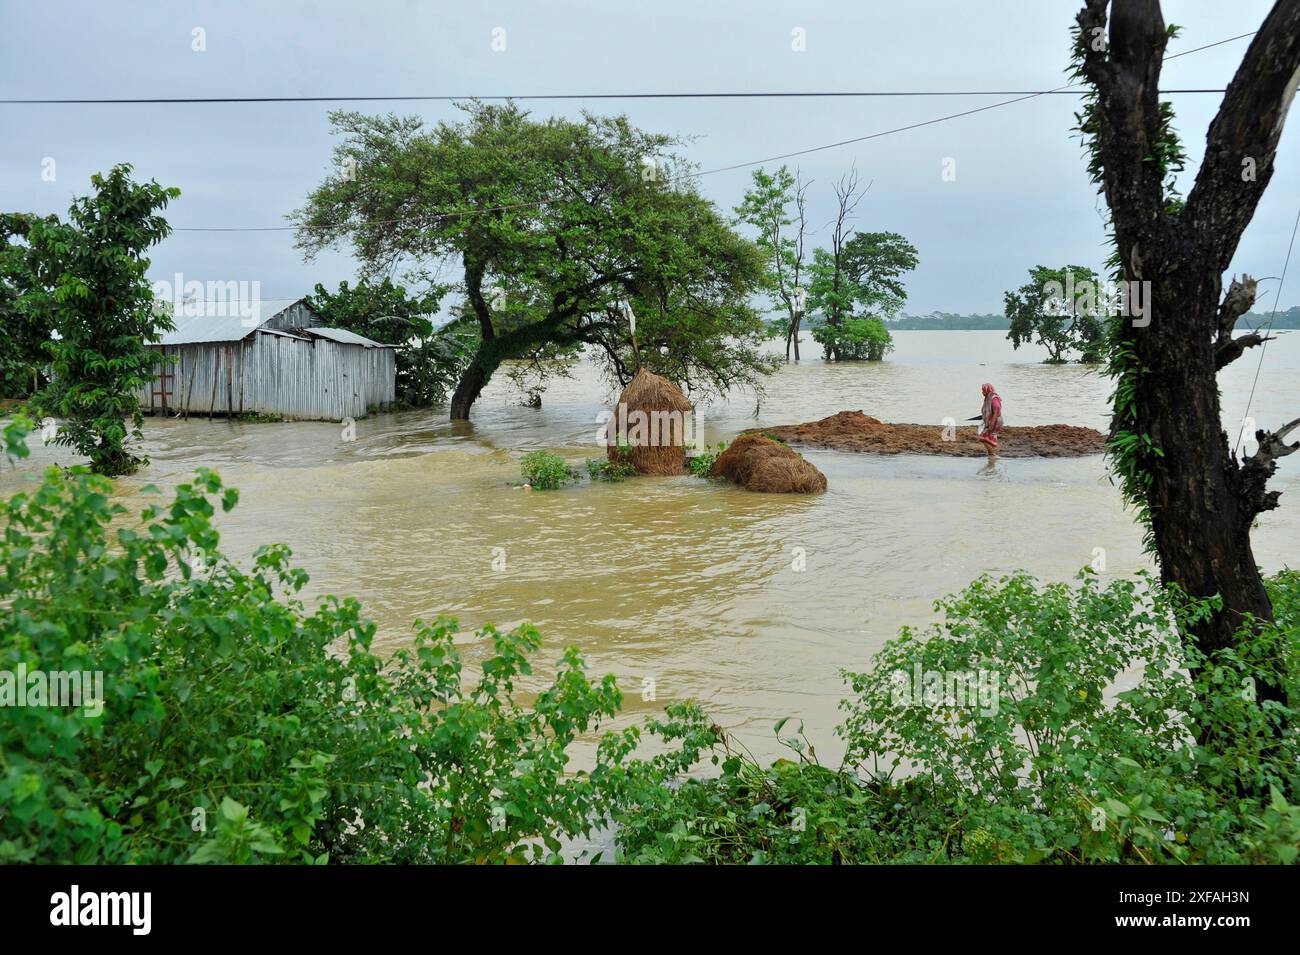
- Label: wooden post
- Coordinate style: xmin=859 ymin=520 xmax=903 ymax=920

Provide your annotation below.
xmin=209 ymin=347 xmax=220 ymax=418
xmin=184 ymin=350 xmax=196 ymax=420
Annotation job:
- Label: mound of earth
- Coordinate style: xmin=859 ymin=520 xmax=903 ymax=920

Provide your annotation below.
xmin=755 ymin=410 xmax=1105 ymax=458
xmin=710 ymin=432 xmax=828 ymax=493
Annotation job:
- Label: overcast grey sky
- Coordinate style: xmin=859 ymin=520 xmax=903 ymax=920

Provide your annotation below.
xmin=2 ymin=0 xmax=1297 ymax=315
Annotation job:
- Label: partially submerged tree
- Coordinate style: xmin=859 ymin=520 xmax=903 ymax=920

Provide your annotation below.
xmin=1074 ymin=0 xmax=1300 ymax=714
xmin=808 ymin=172 xmax=915 ymax=361
xmin=734 ymin=165 xmax=812 ymax=360
xmin=294 ymin=103 xmax=773 ymax=419
xmin=808 ymin=169 xmax=867 ymax=358
xmin=1004 ymin=264 xmax=1107 ymax=363
xmin=23 ymin=165 xmax=178 ymax=475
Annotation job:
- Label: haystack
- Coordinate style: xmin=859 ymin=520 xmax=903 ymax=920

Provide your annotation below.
xmin=710 ymin=433 xmax=827 ymax=494
xmin=606 ymin=368 xmax=693 ymax=475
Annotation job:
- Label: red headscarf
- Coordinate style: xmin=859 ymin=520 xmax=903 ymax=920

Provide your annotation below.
xmin=980 ymin=383 xmax=1001 ymax=431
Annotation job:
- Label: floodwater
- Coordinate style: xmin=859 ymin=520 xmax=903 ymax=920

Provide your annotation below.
xmin=5 ymin=330 xmax=1298 ymax=763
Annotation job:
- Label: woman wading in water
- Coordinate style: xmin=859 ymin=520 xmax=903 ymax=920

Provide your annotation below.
xmin=978 ymin=382 xmax=1002 ymax=466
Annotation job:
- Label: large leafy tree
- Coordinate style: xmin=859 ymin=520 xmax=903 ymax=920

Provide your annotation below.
xmin=1074 ymin=0 xmax=1300 ymax=720
xmin=733 ymin=165 xmax=812 ymax=360
xmin=0 ymin=214 xmax=56 ymax=399
xmin=1004 ymin=264 xmax=1107 ymax=363
xmin=840 ymin=230 xmax=920 ymax=318
xmin=305 ymin=278 xmax=471 ymax=408
xmin=294 ymin=103 xmax=773 ymax=419
xmin=23 ymin=165 xmax=178 ymax=475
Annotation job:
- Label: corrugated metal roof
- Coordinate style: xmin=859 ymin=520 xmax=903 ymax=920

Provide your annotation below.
xmin=149 ymin=300 xmax=396 ymax=348
xmin=152 ymin=311 xmax=265 ymax=345
xmin=303 ymin=327 xmax=395 ymax=348
xmin=256 ymin=328 xmax=313 ymax=342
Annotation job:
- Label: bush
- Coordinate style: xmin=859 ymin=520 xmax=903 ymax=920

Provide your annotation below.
xmin=812 ymin=316 xmax=894 ymax=361
xmin=687 ymin=442 xmax=727 ymax=477
xmin=615 ymin=570 xmax=1300 ymax=864
xmin=520 ymin=450 xmax=579 ymax=490
xmin=0 ymin=416 xmax=639 ymax=863
xmin=586 ymin=457 xmax=638 ymax=482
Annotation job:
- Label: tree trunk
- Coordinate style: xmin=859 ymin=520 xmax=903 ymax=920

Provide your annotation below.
xmin=1075 ymin=0 xmax=1300 ymax=724
xmin=449 ymin=349 xmax=499 ymax=421
xmin=1136 ymin=271 xmax=1285 ymax=707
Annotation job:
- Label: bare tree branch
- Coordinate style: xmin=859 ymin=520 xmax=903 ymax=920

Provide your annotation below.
xmin=1217 ymin=332 xmax=1275 ymax=369
xmin=1239 ymin=416 xmax=1300 ymax=523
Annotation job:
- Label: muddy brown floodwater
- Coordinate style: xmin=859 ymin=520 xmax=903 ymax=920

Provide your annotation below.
xmin=4 ymin=331 xmax=1297 ymax=764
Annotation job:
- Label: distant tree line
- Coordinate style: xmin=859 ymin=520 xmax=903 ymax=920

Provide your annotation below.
xmin=885 ymin=312 xmax=1010 ymax=330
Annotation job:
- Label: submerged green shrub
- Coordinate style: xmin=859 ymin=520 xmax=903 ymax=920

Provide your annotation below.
xmin=687 ymin=442 xmax=727 ymax=477
xmin=520 ymin=450 xmax=580 ymax=490
xmin=812 ymin=316 xmax=894 ymax=361
xmin=0 ymin=417 xmax=638 ymax=864
xmin=586 ymin=457 xmax=638 ymax=482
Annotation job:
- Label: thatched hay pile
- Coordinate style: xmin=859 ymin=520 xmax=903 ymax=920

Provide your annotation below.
xmin=606 ymin=368 xmax=692 ymax=475
xmin=710 ymin=433 xmax=827 ymax=494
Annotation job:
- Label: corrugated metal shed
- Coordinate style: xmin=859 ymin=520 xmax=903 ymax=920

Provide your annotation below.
xmin=137 ymin=300 xmax=397 ymax=421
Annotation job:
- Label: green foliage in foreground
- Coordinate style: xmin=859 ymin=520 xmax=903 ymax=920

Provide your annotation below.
xmin=614 ymin=570 xmax=1300 ymax=864
xmin=0 ymin=416 xmax=639 ymax=863
xmin=4 ymin=412 xmax=1298 ymax=864
xmin=520 ymin=450 xmax=580 ymax=490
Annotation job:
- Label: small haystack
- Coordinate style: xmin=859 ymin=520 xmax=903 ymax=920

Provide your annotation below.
xmin=710 ymin=433 xmax=827 ymax=494
xmin=606 ymin=368 xmax=693 ymax=475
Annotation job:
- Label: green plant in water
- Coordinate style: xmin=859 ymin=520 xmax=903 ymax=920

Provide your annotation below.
xmin=811 ymin=316 xmax=894 ymax=361
xmin=687 ymin=441 xmax=727 ymax=477
xmin=586 ymin=457 xmax=638 ymax=482
xmin=520 ymin=450 xmax=579 ymax=490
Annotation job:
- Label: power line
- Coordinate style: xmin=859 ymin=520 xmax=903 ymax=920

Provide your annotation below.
xmin=1234 ymin=201 xmax=1300 ymax=455
xmin=1 ymin=30 xmax=1257 ymax=106
xmin=142 ymin=29 xmax=1253 ymax=233
xmin=1162 ymin=30 xmax=1258 ymax=60
xmin=0 ymin=89 xmax=1227 ymax=105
